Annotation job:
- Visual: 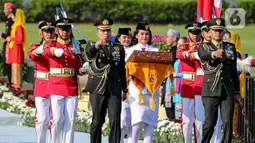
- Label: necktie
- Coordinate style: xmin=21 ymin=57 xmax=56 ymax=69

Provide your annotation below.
xmin=141 ymin=47 xmax=146 ymax=51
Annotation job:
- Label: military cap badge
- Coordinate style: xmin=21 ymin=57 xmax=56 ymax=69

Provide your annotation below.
xmin=63 ymin=19 xmax=68 ymax=24
xmin=102 ymin=19 xmax=109 ymax=25
xmin=193 ymin=23 xmax=198 ymax=28
xmin=47 ymin=22 xmax=51 ymax=26
xmin=216 ymin=19 xmax=221 ymax=25
xmin=145 ymin=25 xmax=149 ymax=30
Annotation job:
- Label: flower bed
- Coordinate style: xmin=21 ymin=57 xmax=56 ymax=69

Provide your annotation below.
xmin=0 ymin=85 xmax=244 ymax=143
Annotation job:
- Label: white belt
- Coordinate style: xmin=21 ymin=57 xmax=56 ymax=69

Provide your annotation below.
xmin=196 ymin=69 xmax=204 ymax=76
xmin=50 ymin=68 xmax=76 ymax=75
xmin=183 ymin=73 xmax=195 ymax=80
xmin=35 ymin=71 xmax=48 ymax=79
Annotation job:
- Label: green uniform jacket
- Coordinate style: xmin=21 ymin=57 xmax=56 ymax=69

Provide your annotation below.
xmin=198 ymin=42 xmax=240 ymax=97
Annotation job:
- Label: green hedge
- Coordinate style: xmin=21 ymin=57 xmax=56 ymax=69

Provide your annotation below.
xmin=1 ymin=0 xmax=255 ymax=24
xmin=237 ymin=0 xmax=255 ymax=24
xmin=25 ymin=0 xmax=197 ymax=24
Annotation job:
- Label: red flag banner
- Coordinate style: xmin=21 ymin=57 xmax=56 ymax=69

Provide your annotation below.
xmin=197 ymin=0 xmax=222 ymax=22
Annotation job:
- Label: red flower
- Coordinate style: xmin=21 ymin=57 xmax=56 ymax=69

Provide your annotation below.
xmin=25 ymin=99 xmax=35 ymax=107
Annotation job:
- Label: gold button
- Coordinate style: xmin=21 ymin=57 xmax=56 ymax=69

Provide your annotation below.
xmin=65 ymin=56 xmax=67 ymax=58
xmin=66 ymin=64 xmax=68 ymax=66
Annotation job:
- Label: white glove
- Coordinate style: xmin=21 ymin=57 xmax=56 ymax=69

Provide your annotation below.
xmin=242 ymin=56 xmax=253 ymax=66
xmin=53 ymin=48 xmax=64 ymax=57
xmin=80 ymin=62 xmax=90 ymax=73
xmin=242 ymin=56 xmax=254 ymax=73
xmin=35 ymin=45 xmax=44 ymax=55
xmin=194 ymin=52 xmax=200 ymax=60
xmin=244 ymin=65 xmax=252 ymax=73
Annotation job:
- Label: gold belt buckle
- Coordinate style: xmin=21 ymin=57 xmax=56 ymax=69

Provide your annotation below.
xmin=64 ymin=68 xmax=69 ymax=74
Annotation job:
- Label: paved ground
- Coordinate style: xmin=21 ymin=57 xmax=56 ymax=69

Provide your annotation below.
xmin=0 ymin=109 xmax=141 ymax=143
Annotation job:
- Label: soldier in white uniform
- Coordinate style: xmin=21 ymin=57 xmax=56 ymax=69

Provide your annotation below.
xmin=125 ymin=23 xmax=159 ymax=143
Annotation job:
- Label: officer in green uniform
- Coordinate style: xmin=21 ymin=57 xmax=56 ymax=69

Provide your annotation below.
xmin=198 ymin=18 xmax=240 ymax=143
xmin=84 ymin=18 xmax=128 ymax=143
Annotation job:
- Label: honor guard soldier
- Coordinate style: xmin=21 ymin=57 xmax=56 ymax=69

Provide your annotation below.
xmin=198 ymin=18 xmax=240 ymax=143
xmin=1 ymin=2 xmax=15 ymax=87
xmin=28 ymin=21 xmax=55 ymax=143
xmin=84 ymin=18 xmax=127 ymax=143
xmin=176 ymin=22 xmax=203 ymax=143
xmin=44 ymin=18 xmax=84 ymax=143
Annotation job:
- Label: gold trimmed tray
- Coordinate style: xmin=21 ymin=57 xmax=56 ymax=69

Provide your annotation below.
xmin=126 ymin=50 xmax=172 ymax=64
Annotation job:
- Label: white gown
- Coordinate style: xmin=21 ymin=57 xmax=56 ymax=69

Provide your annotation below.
xmin=125 ymin=44 xmax=160 ymax=128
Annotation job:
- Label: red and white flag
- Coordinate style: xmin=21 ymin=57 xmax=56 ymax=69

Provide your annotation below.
xmin=213 ymin=0 xmax=222 ymax=18
xmin=197 ymin=0 xmax=222 ymax=22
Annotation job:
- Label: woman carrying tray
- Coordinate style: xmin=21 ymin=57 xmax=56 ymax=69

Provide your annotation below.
xmin=125 ymin=23 xmax=174 ymax=143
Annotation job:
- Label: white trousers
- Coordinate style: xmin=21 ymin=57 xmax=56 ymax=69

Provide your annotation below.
xmin=128 ymin=122 xmax=154 ymax=143
xmin=210 ymin=106 xmax=222 ymax=143
xmin=50 ymin=95 xmax=78 ymax=143
xmin=182 ymin=96 xmax=204 ymax=143
xmin=35 ymin=97 xmax=51 ymax=143
xmin=120 ymin=127 xmax=132 ymax=143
